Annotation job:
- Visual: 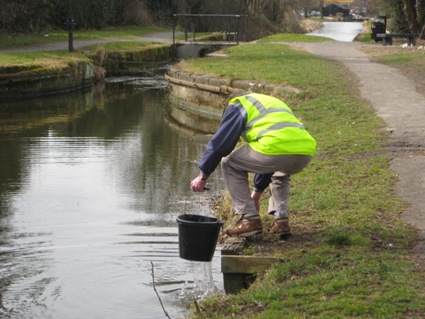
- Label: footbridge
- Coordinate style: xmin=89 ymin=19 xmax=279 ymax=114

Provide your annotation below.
xmin=172 ymin=13 xmax=247 ymax=59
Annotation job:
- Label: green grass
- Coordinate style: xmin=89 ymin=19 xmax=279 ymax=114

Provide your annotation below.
xmin=0 ymin=50 xmax=89 ymax=68
xmin=181 ymin=37 xmax=425 ymax=318
xmin=0 ymin=33 xmax=66 ymax=49
xmin=355 ymin=32 xmax=374 ymax=43
xmin=181 ymin=43 xmax=339 ymax=88
xmin=250 ymin=249 xmax=420 ymax=318
xmin=0 ymin=26 xmax=166 ymax=50
xmin=0 ymin=41 xmax=162 ymax=66
xmin=376 ymin=52 xmax=425 ymax=73
xmin=80 ymin=41 xmax=154 ymax=51
xmin=71 ymin=25 xmax=166 ymax=39
xmin=258 ymin=33 xmax=332 ymax=43
xmin=1 ymin=28 xmax=424 ymax=317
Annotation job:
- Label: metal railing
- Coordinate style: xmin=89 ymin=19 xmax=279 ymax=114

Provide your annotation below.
xmin=172 ymin=14 xmax=247 ymax=45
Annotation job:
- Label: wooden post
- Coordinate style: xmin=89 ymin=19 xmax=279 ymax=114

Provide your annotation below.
xmin=221 ymin=255 xmax=285 ymax=294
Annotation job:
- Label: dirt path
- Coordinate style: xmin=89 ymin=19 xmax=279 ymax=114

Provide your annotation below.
xmin=289 ymin=41 xmax=425 ymax=259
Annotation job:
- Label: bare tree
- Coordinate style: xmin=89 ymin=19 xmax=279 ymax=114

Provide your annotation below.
xmin=402 ymin=0 xmax=420 ymax=31
xmin=298 ymin=0 xmax=317 ymax=17
xmin=0 ymin=0 xmax=52 ymax=32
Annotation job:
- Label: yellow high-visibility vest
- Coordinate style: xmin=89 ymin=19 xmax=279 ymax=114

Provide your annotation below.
xmin=229 ymin=93 xmax=316 ymax=156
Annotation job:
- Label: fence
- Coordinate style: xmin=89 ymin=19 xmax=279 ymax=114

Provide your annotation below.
xmin=172 ymin=14 xmax=248 ymax=45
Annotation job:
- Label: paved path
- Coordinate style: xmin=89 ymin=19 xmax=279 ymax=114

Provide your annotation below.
xmin=290 ymin=41 xmax=425 ymax=257
xmin=0 ymin=31 xmax=177 ymax=53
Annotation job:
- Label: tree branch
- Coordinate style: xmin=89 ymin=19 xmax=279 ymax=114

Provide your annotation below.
xmin=151 ymin=261 xmax=172 ymax=319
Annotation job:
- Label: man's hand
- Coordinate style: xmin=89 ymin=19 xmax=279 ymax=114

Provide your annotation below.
xmin=251 ymin=190 xmax=262 ymax=212
xmin=190 ymin=175 xmax=208 ymax=192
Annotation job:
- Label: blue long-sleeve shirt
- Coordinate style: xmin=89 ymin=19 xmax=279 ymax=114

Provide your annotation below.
xmin=198 ymin=101 xmax=272 ymax=192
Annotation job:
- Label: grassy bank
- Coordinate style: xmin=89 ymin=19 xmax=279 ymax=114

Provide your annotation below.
xmin=1 ymin=26 xmax=424 ymax=317
xmin=0 ymin=26 xmax=168 ymax=69
xmin=0 ymin=27 xmax=173 ymax=97
xmin=179 ymin=35 xmax=425 ymax=318
xmin=0 ymin=50 xmax=91 ymax=69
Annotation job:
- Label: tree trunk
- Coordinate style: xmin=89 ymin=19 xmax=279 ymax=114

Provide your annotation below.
xmin=402 ymin=0 xmax=419 ymax=32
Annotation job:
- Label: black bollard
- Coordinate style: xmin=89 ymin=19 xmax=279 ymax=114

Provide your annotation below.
xmin=65 ymin=16 xmax=77 ymax=52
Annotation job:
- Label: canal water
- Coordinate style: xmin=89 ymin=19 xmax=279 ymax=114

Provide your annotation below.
xmin=307 ymin=21 xmax=364 ymax=42
xmin=0 ymin=22 xmax=365 ymax=319
xmin=0 ymin=77 xmax=224 ymax=319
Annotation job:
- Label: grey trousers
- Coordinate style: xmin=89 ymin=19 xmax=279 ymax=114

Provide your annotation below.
xmin=221 ymin=145 xmax=312 ymax=216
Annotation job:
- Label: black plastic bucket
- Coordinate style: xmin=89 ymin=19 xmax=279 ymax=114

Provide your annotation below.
xmin=176 ymin=214 xmax=224 ymax=262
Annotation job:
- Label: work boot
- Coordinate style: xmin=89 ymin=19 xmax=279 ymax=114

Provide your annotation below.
xmin=270 ymin=217 xmax=291 ymax=239
xmin=225 ymin=214 xmax=263 ymax=237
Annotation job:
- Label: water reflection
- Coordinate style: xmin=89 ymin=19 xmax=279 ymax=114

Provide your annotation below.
xmin=0 ymin=80 xmax=224 ymax=319
xmin=308 ymin=21 xmax=364 ymax=42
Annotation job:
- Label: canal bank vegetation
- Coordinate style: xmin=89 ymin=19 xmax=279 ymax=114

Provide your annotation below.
xmin=0 ymin=16 xmax=321 ymax=99
xmin=0 ymin=51 xmax=82 ymax=67
xmin=0 ymin=27 xmax=175 ymax=99
xmin=0 ymin=26 xmax=169 ymax=68
xmin=179 ymin=35 xmax=425 ymax=318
